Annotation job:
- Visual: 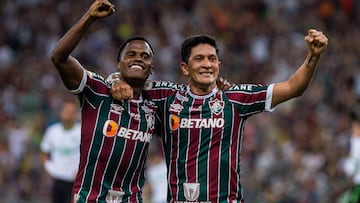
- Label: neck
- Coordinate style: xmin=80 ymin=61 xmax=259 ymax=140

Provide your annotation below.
xmin=63 ymin=122 xmax=74 ymax=130
xmin=132 ymin=87 xmax=143 ymax=99
xmin=122 ymin=78 xmax=146 ymax=99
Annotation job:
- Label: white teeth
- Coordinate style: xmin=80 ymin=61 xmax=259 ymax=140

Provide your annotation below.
xmin=200 ymin=72 xmax=212 ymax=76
xmin=130 ymin=65 xmax=143 ymax=70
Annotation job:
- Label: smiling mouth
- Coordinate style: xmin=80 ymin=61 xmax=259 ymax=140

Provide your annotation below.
xmin=199 ymin=72 xmax=213 ymax=76
xmin=129 ymin=64 xmax=144 ymax=70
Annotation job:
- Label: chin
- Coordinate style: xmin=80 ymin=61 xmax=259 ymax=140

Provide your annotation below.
xmin=199 ymin=79 xmax=215 ymax=85
xmin=124 ymin=74 xmax=149 ymax=86
xmin=195 ymin=82 xmax=215 ymax=90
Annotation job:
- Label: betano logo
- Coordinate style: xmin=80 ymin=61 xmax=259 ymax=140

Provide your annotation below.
xmin=104 ymin=120 xmax=119 ymax=137
xmin=170 ymin=114 xmax=224 ymax=130
xmin=170 ymin=115 xmax=180 ymax=130
xmin=102 ymin=120 xmax=152 ymax=143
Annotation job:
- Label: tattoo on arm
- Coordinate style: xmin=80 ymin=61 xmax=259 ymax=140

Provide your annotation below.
xmin=306 ymin=54 xmax=320 ymax=68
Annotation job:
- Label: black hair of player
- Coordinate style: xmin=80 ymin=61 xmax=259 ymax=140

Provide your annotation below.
xmin=181 ymin=35 xmax=219 ymax=64
xmin=116 ymin=36 xmax=154 ymax=62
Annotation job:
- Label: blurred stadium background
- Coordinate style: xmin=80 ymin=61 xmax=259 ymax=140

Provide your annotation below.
xmin=0 ymin=0 xmax=359 ymax=202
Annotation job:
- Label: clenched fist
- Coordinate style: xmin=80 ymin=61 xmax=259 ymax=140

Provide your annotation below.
xmin=89 ymin=0 xmax=115 ymax=18
xmin=304 ymin=29 xmax=328 ymax=56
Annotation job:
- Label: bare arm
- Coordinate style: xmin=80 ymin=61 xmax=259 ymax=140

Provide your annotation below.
xmin=50 ymin=0 xmax=115 ymax=90
xmin=40 ymin=151 xmax=50 ymax=166
xmin=271 ymin=29 xmax=328 ymax=108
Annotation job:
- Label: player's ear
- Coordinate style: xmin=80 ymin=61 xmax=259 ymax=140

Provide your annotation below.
xmin=116 ymin=62 xmax=121 ymax=71
xmin=151 ymin=66 xmax=155 ymax=74
xmin=180 ymin=62 xmax=189 ymax=76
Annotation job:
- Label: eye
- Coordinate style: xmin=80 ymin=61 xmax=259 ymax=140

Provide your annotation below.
xmin=194 ymin=55 xmax=204 ymax=61
xmin=126 ymin=51 xmax=136 ymax=57
xmin=141 ymin=53 xmax=151 ymax=60
xmin=209 ymin=55 xmax=218 ymax=62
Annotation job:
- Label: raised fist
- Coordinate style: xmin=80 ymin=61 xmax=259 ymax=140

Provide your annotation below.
xmin=304 ymin=29 xmax=328 ymax=56
xmin=89 ymin=0 xmax=115 ymax=18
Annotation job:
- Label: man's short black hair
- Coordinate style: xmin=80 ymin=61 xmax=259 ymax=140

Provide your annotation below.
xmin=181 ymin=35 xmax=219 ymax=63
xmin=117 ymin=36 xmax=154 ymax=62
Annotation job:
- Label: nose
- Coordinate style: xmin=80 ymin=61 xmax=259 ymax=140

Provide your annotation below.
xmin=202 ymin=59 xmax=212 ymax=69
xmin=134 ymin=53 xmax=143 ymax=61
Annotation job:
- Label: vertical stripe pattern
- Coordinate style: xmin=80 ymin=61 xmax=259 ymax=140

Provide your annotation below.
xmin=146 ymin=81 xmax=269 ymax=203
xmin=72 ymin=72 xmax=158 ymax=203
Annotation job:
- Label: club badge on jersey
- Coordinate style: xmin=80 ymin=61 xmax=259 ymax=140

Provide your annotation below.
xmin=105 ymin=190 xmax=125 ymax=203
xmin=209 ymin=98 xmax=224 ymax=115
xmin=183 ymin=182 xmax=200 ymax=201
xmin=174 ymin=183 xmax=211 ymax=203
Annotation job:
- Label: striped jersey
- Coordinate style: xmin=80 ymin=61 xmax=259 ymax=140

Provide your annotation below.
xmin=71 ymin=70 xmax=158 ymax=203
xmin=144 ymin=80 xmax=274 ymax=203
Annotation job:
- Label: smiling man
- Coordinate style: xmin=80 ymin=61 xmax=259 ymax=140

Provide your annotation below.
xmin=50 ymin=0 xmax=158 ymax=202
xmin=112 ymin=31 xmax=328 ymax=202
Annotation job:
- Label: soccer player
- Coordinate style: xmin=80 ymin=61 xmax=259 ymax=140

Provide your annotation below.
xmin=112 ymin=30 xmax=328 ymax=202
xmin=50 ymin=0 xmax=159 ymax=202
xmin=40 ymin=101 xmax=81 ymax=203
xmin=343 ymin=112 xmax=360 ymax=203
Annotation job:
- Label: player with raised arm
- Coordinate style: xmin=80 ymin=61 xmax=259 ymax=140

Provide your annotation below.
xmin=112 ymin=30 xmax=328 ymax=202
xmin=50 ymin=0 xmax=159 ymax=202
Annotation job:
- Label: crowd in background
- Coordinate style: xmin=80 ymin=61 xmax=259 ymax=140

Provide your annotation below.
xmin=0 ymin=0 xmax=359 ymax=202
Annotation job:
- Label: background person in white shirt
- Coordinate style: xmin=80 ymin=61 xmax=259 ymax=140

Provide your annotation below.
xmin=343 ymin=111 xmax=360 ymax=203
xmin=144 ymin=140 xmax=167 ymax=203
xmin=40 ymin=101 xmax=81 ymax=203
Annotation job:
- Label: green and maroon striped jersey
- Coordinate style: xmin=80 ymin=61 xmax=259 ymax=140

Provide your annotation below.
xmin=144 ymin=80 xmax=273 ymax=203
xmin=71 ymin=70 xmax=158 ymax=203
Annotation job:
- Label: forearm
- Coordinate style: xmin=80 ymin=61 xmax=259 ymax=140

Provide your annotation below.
xmin=40 ymin=152 xmax=50 ymax=166
xmin=51 ymin=12 xmax=96 ymax=64
xmin=271 ymin=29 xmax=327 ymax=107
xmin=272 ymin=52 xmax=321 ymax=107
xmin=51 ymin=0 xmax=115 ymax=62
xmin=289 ymin=52 xmax=321 ymax=96
xmin=50 ymin=1 xmax=115 ymax=90
xmin=50 ymin=11 xmax=97 ymax=90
